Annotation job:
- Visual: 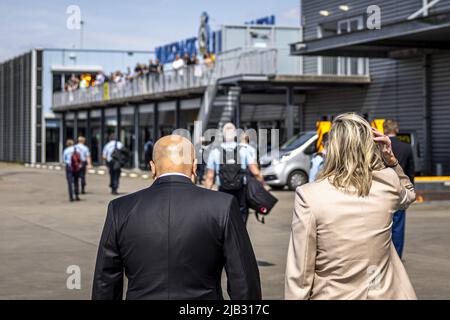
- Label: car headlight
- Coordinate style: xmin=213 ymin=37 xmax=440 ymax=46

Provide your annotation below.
xmin=272 ymin=152 xmax=291 ymax=165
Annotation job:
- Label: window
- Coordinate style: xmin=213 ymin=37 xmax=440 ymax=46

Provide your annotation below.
xmin=337 ymin=17 xmax=368 ymax=76
xmin=317 ymin=16 xmax=369 ymax=76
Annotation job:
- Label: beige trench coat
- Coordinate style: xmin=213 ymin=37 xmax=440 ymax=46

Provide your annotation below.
xmin=285 ymin=164 xmax=417 ymax=300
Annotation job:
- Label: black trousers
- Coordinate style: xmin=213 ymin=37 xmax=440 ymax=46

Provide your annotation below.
xmin=107 ymin=161 xmax=121 ymax=192
xmin=219 ymin=186 xmax=249 ymax=225
xmin=196 ymin=163 xmax=206 ymax=184
xmin=65 ymin=165 xmax=80 ymax=200
xmin=79 ymin=161 xmax=87 ymax=190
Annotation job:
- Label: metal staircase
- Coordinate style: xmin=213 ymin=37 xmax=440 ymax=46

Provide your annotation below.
xmin=196 ymin=48 xmax=277 ymax=132
xmin=216 ymin=87 xmax=242 ymax=128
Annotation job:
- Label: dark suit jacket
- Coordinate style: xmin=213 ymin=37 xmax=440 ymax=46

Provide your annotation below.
xmin=390 ymin=136 xmax=415 ymax=182
xmin=92 ymin=175 xmax=261 ymax=300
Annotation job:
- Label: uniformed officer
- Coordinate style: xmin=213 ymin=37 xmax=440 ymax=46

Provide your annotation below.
xmin=102 ymin=135 xmax=124 ymax=195
xmin=75 ymin=136 xmax=92 ymax=194
xmin=63 ymin=139 xmax=81 ymax=202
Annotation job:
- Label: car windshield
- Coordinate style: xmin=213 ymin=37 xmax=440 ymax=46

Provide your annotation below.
xmin=280 ymin=132 xmax=316 ymax=151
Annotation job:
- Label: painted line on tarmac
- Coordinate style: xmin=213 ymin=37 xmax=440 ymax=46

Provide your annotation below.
xmin=24 ymin=163 xmax=151 ymax=180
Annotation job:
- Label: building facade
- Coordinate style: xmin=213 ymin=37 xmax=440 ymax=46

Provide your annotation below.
xmin=0 ymin=48 xmax=152 ymax=164
xmin=292 ymin=0 xmax=450 ymax=175
xmin=0 ymin=49 xmax=41 ymax=163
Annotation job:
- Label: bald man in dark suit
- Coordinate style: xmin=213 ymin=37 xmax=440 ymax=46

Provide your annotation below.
xmin=92 ymin=135 xmax=261 ymax=300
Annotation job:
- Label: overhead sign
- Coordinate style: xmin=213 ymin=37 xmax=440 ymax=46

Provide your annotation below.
xmin=245 ymin=15 xmax=276 ymax=25
xmin=198 ymin=12 xmax=211 ymax=55
xmin=155 ymin=12 xmax=276 ymax=64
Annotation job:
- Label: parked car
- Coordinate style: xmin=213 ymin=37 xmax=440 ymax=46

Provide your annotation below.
xmin=260 ymin=131 xmax=318 ymax=191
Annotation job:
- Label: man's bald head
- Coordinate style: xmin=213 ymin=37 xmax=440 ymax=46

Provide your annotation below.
xmin=150 ymin=135 xmax=196 ymax=179
xmin=223 ymin=122 xmax=236 ymax=142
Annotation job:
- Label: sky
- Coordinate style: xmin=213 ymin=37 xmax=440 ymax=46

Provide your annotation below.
xmin=0 ymin=0 xmax=301 ymax=62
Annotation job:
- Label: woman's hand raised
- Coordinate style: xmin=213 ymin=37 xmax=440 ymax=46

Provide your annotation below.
xmin=372 ymin=128 xmax=398 ymax=167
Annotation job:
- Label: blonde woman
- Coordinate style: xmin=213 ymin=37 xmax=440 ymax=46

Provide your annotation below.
xmin=285 ymin=113 xmax=417 ymax=300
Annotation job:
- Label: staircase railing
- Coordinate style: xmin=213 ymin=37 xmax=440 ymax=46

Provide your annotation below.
xmin=197 ymin=48 xmax=278 ymax=131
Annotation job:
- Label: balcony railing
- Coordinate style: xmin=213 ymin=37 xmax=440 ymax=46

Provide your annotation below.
xmin=52 ymin=48 xmax=279 ymax=109
xmin=52 ymin=47 xmax=369 ymax=109
xmin=52 ymin=65 xmax=213 ymax=108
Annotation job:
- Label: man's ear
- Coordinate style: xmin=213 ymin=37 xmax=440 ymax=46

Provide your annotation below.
xmin=150 ymin=161 xmax=157 ymax=179
xmin=192 ymin=158 xmax=198 ymax=178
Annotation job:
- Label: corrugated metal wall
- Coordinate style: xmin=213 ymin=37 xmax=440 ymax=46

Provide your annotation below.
xmin=431 ymin=53 xmax=450 ymax=174
xmin=0 ymin=52 xmax=32 ymax=163
xmin=303 ymin=0 xmax=450 ymax=41
xmin=301 ymin=0 xmax=450 ymax=175
xmin=304 ymin=57 xmax=423 ymax=153
xmin=301 ymin=0 xmax=450 ymax=76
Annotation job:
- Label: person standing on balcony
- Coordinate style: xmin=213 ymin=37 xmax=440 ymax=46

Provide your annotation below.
xmin=95 ymin=71 xmax=105 ymax=86
xmin=203 ymin=52 xmax=213 ymax=70
xmin=190 ymin=53 xmax=197 ymax=66
xmin=172 ymin=54 xmax=185 ymax=77
xmin=383 ymin=119 xmax=415 ymax=259
xmin=155 ymin=58 xmax=164 ymax=74
xmin=194 ymin=56 xmax=203 ymax=78
xmin=148 ymin=59 xmax=157 ymax=74
xmin=183 ymin=52 xmax=193 ymax=65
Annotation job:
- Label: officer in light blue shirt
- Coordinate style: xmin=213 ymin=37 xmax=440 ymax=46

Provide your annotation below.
xmin=102 ymin=139 xmax=124 ymax=162
xmin=308 ymin=132 xmax=328 ymax=183
xmin=62 ymin=139 xmax=81 ymax=201
xmin=308 ymin=153 xmax=325 ymax=182
xmin=206 ymin=141 xmax=253 ymax=186
xmin=75 ymin=136 xmax=92 ymax=194
xmin=204 ymin=123 xmax=265 ymax=225
xmin=102 ymin=135 xmax=124 ymax=195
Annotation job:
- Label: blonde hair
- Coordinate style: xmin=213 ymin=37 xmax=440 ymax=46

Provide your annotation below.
xmin=317 ymin=113 xmax=385 ymax=197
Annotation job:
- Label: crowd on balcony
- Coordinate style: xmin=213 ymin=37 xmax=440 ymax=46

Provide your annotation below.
xmin=63 ymin=52 xmax=216 ymax=93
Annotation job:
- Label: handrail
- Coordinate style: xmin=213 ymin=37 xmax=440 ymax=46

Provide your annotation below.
xmin=52 ymin=46 xmax=371 ymax=110
xmin=52 ymin=48 xmax=279 ymax=109
xmin=196 ymin=48 xmax=278 ymax=131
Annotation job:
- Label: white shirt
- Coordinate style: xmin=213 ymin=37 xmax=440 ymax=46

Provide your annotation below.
xmin=75 ymin=143 xmax=90 ymax=162
xmin=172 ymin=59 xmax=185 ymax=75
xmin=158 ymin=173 xmax=191 ymax=179
xmin=63 ymin=146 xmax=76 ymax=166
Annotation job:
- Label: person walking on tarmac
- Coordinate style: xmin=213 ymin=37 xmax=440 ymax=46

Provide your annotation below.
xmin=384 ymin=119 xmax=415 ymax=259
xmin=143 ymin=138 xmax=154 ymax=171
xmin=103 ymin=134 xmax=125 ymax=195
xmin=309 ymin=133 xmax=329 ymax=183
xmin=75 ymin=136 xmax=92 ymax=194
xmin=204 ymin=123 xmax=265 ymax=225
xmin=63 ymin=139 xmax=83 ymax=202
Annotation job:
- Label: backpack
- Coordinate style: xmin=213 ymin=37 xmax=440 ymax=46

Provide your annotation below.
xmin=71 ymin=147 xmax=82 ymax=173
xmin=246 ymin=173 xmax=278 ymax=224
xmin=218 ymin=146 xmax=246 ymax=191
xmin=111 ymin=142 xmax=129 ymax=170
